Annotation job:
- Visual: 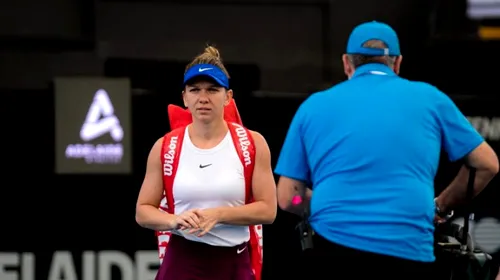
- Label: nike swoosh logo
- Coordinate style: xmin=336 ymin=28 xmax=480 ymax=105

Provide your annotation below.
xmin=237 ymin=246 xmax=247 ymax=254
xmin=198 ymin=68 xmax=212 ymax=72
xmin=199 ymin=164 xmax=212 ymax=168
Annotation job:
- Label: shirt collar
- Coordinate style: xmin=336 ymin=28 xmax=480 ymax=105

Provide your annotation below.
xmin=351 ymin=63 xmax=396 ymax=79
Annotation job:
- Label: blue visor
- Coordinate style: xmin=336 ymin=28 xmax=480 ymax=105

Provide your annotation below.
xmin=183 ymin=64 xmax=229 ymax=88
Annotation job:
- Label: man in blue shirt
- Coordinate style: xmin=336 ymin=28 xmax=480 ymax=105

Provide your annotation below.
xmin=275 ymin=21 xmax=499 ymax=279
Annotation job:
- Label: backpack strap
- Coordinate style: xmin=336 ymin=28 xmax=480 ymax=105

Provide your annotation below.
xmin=161 ymin=127 xmax=186 ymax=214
xmin=156 ymin=126 xmax=186 ymax=261
xmin=228 ymin=122 xmax=263 ymax=280
xmin=228 ymin=122 xmax=256 ymax=201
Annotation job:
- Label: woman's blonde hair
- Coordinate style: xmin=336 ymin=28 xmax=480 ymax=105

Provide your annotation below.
xmin=184 ymin=45 xmax=230 ymax=78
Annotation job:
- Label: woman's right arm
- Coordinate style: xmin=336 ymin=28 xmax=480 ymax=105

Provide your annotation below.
xmin=135 ymin=137 xmax=177 ymax=231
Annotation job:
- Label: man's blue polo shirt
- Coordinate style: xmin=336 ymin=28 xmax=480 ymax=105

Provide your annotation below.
xmin=274 ymin=63 xmax=484 ymax=262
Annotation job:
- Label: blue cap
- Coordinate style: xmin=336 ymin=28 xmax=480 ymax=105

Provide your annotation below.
xmin=183 ymin=64 xmax=229 ymax=88
xmin=346 ymin=21 xmax=401 ymax=56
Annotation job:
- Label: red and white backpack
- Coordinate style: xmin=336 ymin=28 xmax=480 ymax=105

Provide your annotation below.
xmin=155 ymin=100 xmax=264 ymax=280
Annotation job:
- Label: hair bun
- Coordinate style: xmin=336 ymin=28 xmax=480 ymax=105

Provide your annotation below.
xmin=204 ymin=46 xmax=221 ymax=59
xmin=184 ymin=44 xmax=229 ymax=78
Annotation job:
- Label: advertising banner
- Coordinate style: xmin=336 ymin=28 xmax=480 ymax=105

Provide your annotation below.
xmin=54 ymin=77 xmax=132 ymax=174
xmin=0 ymin=251 xmax=159 ymax=280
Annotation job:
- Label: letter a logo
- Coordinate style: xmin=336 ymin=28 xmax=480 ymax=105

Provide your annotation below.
xmin=80 ymin=89 xmax=124 ymax=142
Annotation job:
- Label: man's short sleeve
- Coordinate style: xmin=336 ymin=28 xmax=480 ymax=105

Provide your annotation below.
xmin=274 ymin=104 xmax=310 ymax=182
xmin=437 ymin=91 xmax=484 ymax=162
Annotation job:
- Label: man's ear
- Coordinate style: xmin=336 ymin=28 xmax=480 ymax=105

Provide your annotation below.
xmin=393 ymin=55 xmax=403 ymax=75
xmin=342 ymin=54 xmax=355 ymax=79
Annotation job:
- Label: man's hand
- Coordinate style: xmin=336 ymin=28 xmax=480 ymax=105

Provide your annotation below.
xmin=192 ymin=208 xmax=221 ymax=237
xmin=434 ymin=215 xmax=447 ymax=225
xmin=172 ymin=209 xmax=202 ymax=230
xmin=434 ymin=197 xmax=454 ymax=224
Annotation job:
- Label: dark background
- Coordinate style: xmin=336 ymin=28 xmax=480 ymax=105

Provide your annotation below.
xmin=1 ymin=0 xmax=499 ymax=279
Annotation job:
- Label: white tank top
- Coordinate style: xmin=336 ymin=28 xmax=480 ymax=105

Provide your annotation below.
xmin=171 ymin=126 xmax=250 ymax=246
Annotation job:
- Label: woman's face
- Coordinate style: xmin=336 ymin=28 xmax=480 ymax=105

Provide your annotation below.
xmin=183 ymin=80 xmax=233 ymax=123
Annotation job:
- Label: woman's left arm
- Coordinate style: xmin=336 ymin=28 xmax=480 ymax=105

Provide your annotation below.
xmin=216 ymin=131 xmax=277 ymax=225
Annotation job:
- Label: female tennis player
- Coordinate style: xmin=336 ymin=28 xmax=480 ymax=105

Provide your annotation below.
xmin=135 ymin=46 xmax=277 ymax=280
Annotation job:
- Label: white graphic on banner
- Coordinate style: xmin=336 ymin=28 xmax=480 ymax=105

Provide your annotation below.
xmin=0 ymin=251 xmax=158 ymax=280
xmin=474 ymin=217 xmax=500 ymax=253
xmin=451 ymin=217 xmax=500 ymax=254
xmin=467 ymin=116 xmax=500 ymax=141
xmin=467 ymin=0 xmax=500 ymax=19
xmin=65 ymin=89 xmax=124 ymax=164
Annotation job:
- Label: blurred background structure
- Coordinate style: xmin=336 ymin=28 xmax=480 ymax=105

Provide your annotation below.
xmin=1 ymin=0 xmax=500 ymax=279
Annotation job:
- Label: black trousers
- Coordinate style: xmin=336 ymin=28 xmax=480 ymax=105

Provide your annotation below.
xmin=308 ymin=233 xmax=434 ymax=280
